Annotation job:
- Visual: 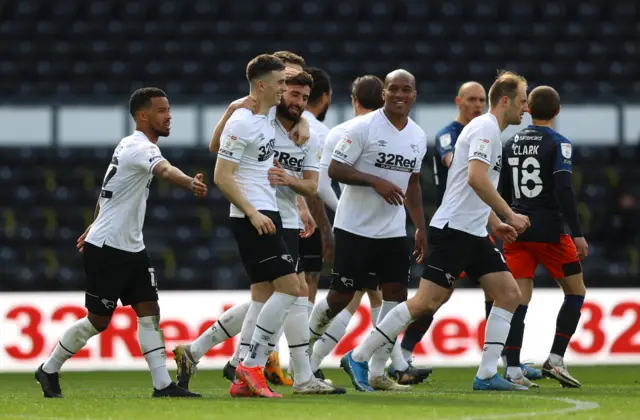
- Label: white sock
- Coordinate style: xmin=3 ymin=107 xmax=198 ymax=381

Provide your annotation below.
xmin=310 ymin=309 xmax=352 ymax=372
xmin=43 ymin=317 xmax=98 ymax=374
xmin=308 ymin=298 xmax=336 ymax=345
xmin=138 ymin=316 xmax=172 ymax=390
xmin=549 ymin=353 xmax=563 ymax=364
xmin=368 ymin=301 xmax=398 ymax=378
xmin=390 ymin=340 xmax=410 ymax=372
xmin=477 ymin=307 xmax=513 ymax=380
xmin=506 ymin=366 xmax=523 ymax=378
xmin=190 ymin=301 xmax=250 ymax=362
xmin=244 ymin=292 xmax=297 ymax=368
xmin=370 ymin=306 xmax=381 ymax=327
xmin=230 ymin=301 xmax=264 ymax=367
xmin=307 ymin=300 xmax=314 ymax=318
xmin=273 ymin=325 xmax=285 ymax=354
xmin=401 ymin=347 xmax=413 ymax=364
xmin=353 ymin=302 xmax=412 ymax=363
xmin=284 ymin=297 xmax=313 ymax=384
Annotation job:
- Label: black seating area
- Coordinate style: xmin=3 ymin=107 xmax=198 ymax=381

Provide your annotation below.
xmin=0 ymin=1 xmax=639 ymax=102
xmin=1 ymin=145 xmax=639 ymax=291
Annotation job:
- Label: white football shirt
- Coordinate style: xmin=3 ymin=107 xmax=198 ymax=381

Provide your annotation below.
xmin=85 ymin=131 xmax=166 ymax=252
xmin=303 ymin=110 xmax=330 ymax=156
xmin=273 ymin=119 xmax=320 ymax=229
xmin=331 ymin=109 xmax=427 ymax=238
xmin=430 ymin=113 xmax=503 ymax=237
xmin=218 ymin=108 xmax=279 ymax=217
xmin=320 ymin=116 xmax=367 ymax=194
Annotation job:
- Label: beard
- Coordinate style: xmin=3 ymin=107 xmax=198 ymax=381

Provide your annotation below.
xmin=151 ymin=124 xmax=170 ymax=137
xmin=276 ymin=100 xmax=302 ymax=123
xmin=316 ymin=103 xmax=329 ymax=121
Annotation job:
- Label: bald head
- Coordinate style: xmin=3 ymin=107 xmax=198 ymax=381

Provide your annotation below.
xmin=384 ymin=69 xmax=416 ymax=88
xmin=457 ymin=81 xmax=485 ymax=99
xmin=528 ymin=85 xmax=560 ymax=120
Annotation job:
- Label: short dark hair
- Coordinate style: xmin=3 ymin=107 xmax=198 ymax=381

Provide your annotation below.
xmin=488 ymin=70 xmax=528 ymax=108
xmin=129 ymin=87 xmax=167 ymax=118
xmin=528 ymin=86 xmax=560 ymax=120
xmin=246 ymin=54 xmax=285 ymax=83
xmin=351 ymin=75 xmax=384 ymax=110
xmin=305 ymin=67 xmax=332 ymax=105
xmin=273 ymin=51 xmax=305 ymax=68
xmin=286 ymin=71 xmax=314 ymax=89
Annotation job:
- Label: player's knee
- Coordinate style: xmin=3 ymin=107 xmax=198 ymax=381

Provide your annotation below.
xmin=133 ymin=301 xmax=160 ymax=318
xmin=503 ymin=284 xmax=522 ymax=306
xmin=274 ymin=274 xmax=301 ymax=297
xmin=366 ymin=289 xmax=383 ymax=308
xmin=381 ymin=284 xmax=407 ymax=303
xmin=298 ymin=278 xmax=310 ymax=298
xmin=87 ymin=313 xmax=111 ymax=332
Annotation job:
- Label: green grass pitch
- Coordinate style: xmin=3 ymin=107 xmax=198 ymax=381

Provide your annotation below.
xmin=3 ymin=366 xmax=640 ymax=419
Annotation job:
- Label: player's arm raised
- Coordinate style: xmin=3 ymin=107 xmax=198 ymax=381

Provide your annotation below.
xmin=209 ymin=97 xmax=259 ymax=153
xmin=467 ymin=135 xmax=529 ymax=232
xmin=152 ymin=160 xmax=207 ymax=197
xmin=328 ymin=130 xmax=404 ymax=205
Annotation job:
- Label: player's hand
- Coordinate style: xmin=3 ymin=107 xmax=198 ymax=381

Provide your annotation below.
xmin=372 ymin=178 xmax=405 ymax=206
xmin=413 ymin=228 xmax=426 ymax=264
xmin=77 ymin=224 xmax=92 ymax=253
xmin=299 ymin=208 xmax=316 ymax=238
xmin=492 ymin=223 xmax=518 ymax=245
xmin=505 ymin=212 xmax=530 ymax=233
xmin=268 ymin=160 xmax=295 ymax=186
xmin=284 ymin=67 xmax=301 ymax=79
xmin=229 ymin=95 xmax=259 ymax=114
xmin=248 ymin=211 xmax=276 ymax=235
xmin=574 ymin=236 xmax=589 ymax=259
xmin=320 ymin=229 xmax=334 ymax=265
xmin=190 ymin=173 xmax=207 ymax=197
xmin=290 ymin=118 xmax=310 ymax=145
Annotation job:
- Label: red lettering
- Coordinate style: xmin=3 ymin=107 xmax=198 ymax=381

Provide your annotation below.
xmin=336 ymin=307 xmax=370 ymax=355
xmin=570 ymin=302 xmax=605 ymax=354
xmin=51 ymin=305 xmax=90 ymax=358
xmin=5 ymin=305 xmax=45 ymax=359
xmin=161 ymin=320 xmax=190 ymax=358
xmin=432 ymin=318 xmax=470 ymax=355
xmin=610 ymin=302 xmax=640 ymax=354
xmin=100 ymin=307 xmax=141 ymax=358
xmin=476 ymin=319 xmax=487 ymax=350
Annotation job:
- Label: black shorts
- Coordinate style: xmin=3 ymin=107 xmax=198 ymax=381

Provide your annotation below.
xmin=421 ymin=225 xmax=509 ymax=289
xmin=299 ymin=229 xmax=322 ymax=273
xmin=83 ymin=243 xmax=158 ymax=316
xmin=230 ymin=211 xmax=296 ymax=284
xmin=330 ymin=228 xmax=410 ymax=292
xmin=282 ymin=228 xmax=304 ymax=274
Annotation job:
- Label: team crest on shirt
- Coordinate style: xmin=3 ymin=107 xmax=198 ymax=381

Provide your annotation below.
xmin=561 ymin=143 xmax=572 ymax=159
xmin=439 ymin=133 xmax=452 ymax=148
xmin=410 ymin=144 xmax=420 ymax=155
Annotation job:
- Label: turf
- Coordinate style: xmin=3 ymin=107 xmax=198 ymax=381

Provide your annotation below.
xmin=3 ymin=366 xmax=639 ymax=420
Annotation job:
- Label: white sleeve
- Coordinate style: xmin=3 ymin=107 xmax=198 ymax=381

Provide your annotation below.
xmin=331 ymin=123 xmax=365 ymax=166
xmin=320 ymin=128 xmax=340 ymax=169
xmin=467 ymin=125 xmax=493 ymax=165
xmin=131 ymin=143 xmax=166 ymax=173
xmin=218 ymin=119 xmax=251 ymax=163
xmin=317 ymin=167 xmax=339 ymax=211
xmin=303 ymin=132 xmax=320 ymax=172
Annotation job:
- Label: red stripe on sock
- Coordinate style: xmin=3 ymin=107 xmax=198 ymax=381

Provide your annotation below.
xmin=555 ymin=332 xmax=571 ymax=340
xmin=504 ymin=346 xmax=521 ymax=350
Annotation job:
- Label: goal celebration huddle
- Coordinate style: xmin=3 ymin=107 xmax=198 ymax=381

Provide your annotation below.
xmin=36 ymin=50 xmax=588 ymax=398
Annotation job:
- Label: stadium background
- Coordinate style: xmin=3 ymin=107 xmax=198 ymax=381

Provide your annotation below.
xmin=1 ymin=0 xmax=639 ymax=372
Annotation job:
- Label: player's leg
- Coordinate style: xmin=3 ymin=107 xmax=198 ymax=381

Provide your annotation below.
xmin=285 ymin=271 xmax=346 ymax=394
xmin=310 ymin=290 xmax=365 ymax=376
xmin=36 ymin=243 xmax=117 ymax=398
xmin=367 ymin=287 xmax=383 ymax=326
xmin=343 ymin=228 xmax=459 ymax=392
xmin=300 ymin=229 xmax=323 ymax=316
xmin=471 ymin=239 xmax=527 ymax=391
xmin=308 ymin=229 xmax=366 ymax=347
xmin=125 ymin=250 xmax=200 ymax=397
xmin=501 ymin=241 xmax=540 ymax=387
xmin=174 ymin=300 xmax=251 ymax=387
xmin=542 ymin=235 xmax=585 ymax=387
